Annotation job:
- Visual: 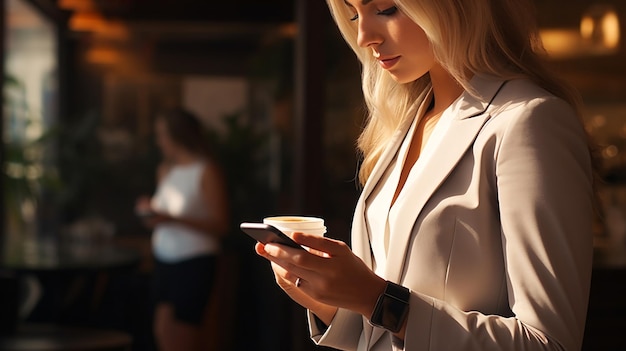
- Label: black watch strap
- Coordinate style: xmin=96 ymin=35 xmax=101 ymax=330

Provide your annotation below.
xmin=369 ymin=281 xmax=410 ymax=333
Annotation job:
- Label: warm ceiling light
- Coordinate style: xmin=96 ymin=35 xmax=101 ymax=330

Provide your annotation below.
xmin=541 ymin=3 xmax=620 ymax=59
xmin=581 ymin=17 xmax=594 ymax=39
xmin=99 ymin=21 xmax=130 ymax=40
xmin=602 ymin=11 xmax=620 ymax=49
xmin=580 ymin=4 xmax=620 ymax=50
xmin=58 ymin=0 xmax=96 ymax=11
xmin=86 ymin=47 xmax=120 ymax=65
xmin=69 ymin=11 xmax=105 ymax=32
xmin=69 ymin=12 xmax=129 ymax=40
xmin=539 ymin=29 xmax=584 ymax=59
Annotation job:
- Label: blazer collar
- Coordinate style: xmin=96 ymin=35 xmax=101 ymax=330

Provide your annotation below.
xmin=356 ymin=75 xmax=507 ymax=348
xmin=457 ymin=74 xmax=508 ymax=119
xmin=359 ymin=74 xmax=506 ymax=205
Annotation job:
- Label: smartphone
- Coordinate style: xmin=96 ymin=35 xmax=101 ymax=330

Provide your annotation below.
xmin=239 ymin=222 xmax=305 ymax=250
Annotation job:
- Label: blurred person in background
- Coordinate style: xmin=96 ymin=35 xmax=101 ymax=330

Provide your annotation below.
xmin=135 ymin=107 xmax=229 ymax=351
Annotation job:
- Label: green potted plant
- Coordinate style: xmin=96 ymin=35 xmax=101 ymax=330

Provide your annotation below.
xmin=2 ymin=76 xmax=61 ymax=242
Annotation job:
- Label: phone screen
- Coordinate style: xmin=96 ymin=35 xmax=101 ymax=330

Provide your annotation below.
xmin=239 ymin=222 xmax=304 ymax=250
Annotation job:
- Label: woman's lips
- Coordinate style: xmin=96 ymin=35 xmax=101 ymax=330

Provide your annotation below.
xmin=378 ymin=56 xmax=400 ymax=69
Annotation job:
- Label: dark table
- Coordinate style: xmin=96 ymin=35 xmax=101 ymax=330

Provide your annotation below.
xmin=0 ymin=239 xmax=141 ymax=275
xmin=0 ymin=323 xmax=132 ymax=351
xmin=0 ymin=238 xmax=142 ymax=330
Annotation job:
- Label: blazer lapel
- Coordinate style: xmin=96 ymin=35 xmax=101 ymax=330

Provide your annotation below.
xmin=351 ymin=89 xmax=433 ymax=268
xmin=368 ymin=76 xmax=507 ymax=348
xmin=360 ymin=88 xmax=433 ymax=205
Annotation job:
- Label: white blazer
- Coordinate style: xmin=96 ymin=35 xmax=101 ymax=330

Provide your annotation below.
xmin=308 ymin=75 xmax=594 ymax=350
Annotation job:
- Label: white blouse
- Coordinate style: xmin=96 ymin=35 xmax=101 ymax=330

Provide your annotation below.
xmin=365 ymin=101 xmax=456 ymax=276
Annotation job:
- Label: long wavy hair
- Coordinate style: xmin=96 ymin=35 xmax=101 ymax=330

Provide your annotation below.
xmin=326 ymin=0 xmax=583 ymax=185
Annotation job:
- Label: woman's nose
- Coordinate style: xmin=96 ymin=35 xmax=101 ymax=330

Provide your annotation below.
xmin=356 ymin=17 xmax=383 ymax=48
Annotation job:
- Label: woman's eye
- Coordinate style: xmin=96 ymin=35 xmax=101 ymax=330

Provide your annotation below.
xmin=377 ymin=6 xmax=397 ymax=16
xmin=348 ymin=5 xmax=396 ymax=21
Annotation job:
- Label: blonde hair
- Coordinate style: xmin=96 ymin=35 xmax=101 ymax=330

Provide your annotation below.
xmin=326 ymin=0 xmax=582 ymax=185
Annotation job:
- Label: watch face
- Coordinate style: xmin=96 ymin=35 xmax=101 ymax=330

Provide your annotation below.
xmin=370 ymin=282 xmax=410 ymax=333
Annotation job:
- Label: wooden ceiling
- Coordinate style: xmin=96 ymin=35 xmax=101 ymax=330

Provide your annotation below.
xmin=49 ymin=0 xmax=626 ymax=94
xmin=57 ymin=0 xmax=295 ymax=23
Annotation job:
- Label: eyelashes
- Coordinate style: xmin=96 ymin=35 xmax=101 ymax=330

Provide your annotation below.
xmin=377 ymin=6 xmax=398 ymax=16
xmin=349 ymin=6 xmax=398 ymax=22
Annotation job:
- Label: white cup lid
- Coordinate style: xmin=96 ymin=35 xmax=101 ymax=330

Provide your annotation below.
xmin=273 ymin=226 xmax=327 ymax=236
xmin=264 ymin=216 xmax=325 ymax=230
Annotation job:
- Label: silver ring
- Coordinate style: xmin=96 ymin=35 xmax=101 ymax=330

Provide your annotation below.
xmin=295 ymin=277 xmax=302 ymax=288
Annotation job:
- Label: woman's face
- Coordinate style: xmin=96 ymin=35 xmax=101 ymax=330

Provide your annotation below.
xmin=154 ymin=118 xmax=178 ymax=158
xmin=345 ymin=0 xmax=435 ymax=83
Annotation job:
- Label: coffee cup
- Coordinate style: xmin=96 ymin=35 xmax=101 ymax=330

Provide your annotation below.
xmin=264 ymin=216 xmax=328 ymax=257
xmin=263 ymin=216 xmax=326 ymax=237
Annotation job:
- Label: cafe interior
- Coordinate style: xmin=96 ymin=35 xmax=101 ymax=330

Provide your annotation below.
xmin=0 ymin=0 xmax=625 ymax=350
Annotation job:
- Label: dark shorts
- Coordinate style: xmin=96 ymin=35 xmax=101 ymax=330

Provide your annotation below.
xmin=153 ymin=255 xmax=217 ymax=325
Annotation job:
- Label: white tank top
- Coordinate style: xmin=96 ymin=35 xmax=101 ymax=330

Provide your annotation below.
xmin=151 ymin=161 xmax=220 ymax=262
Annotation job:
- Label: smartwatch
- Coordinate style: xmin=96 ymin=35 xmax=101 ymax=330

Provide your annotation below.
xmin=369 ymin=281 xmax=410 ymax=333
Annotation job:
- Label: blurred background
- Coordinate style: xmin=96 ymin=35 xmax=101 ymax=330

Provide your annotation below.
xmin=0 ymin=0 xmax=625 ymax=350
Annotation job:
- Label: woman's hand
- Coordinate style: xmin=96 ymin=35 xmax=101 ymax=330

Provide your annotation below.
xmin=256 ymin=242 xmax=338 ymax=324
xmin=134 ymin=196 xmax=153 ymax=214
xmin=255 ymin=232 xmax=386 ymax=323
xmin=140 ymin=212 xmax=172 ymax=228
xmin=134 ymin=196 xmax=171 ymax=228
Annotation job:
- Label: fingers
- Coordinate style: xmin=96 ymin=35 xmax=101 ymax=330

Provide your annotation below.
xmin=256 ymin=243 xmax=306 ymax=289
xmin=258 ymin=234 xmax=346 ymax=271
xmin=292 ymin=232 xmax=349 ymax=257
xmin=255 ymin=236 xmax=350 ymax=291
xmin=254 ymin=242 xmax=266 ymax=255
xmin=258 ymin=243 xmax=319 ymax=282
xmin=263 ymin=243 xmax=309 ymax=268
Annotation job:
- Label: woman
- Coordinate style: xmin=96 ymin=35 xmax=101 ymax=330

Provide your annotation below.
xmin=135 ymin=108 xmax=229 ymax=351
xmin=255 ymin=0 xmax=594 ymax=350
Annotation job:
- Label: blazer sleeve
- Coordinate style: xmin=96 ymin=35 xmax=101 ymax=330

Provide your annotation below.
xmin=307 ymin=308 xmax=363 ymax=350
xmin=402 ymin=97 xmax=594 ymax=350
